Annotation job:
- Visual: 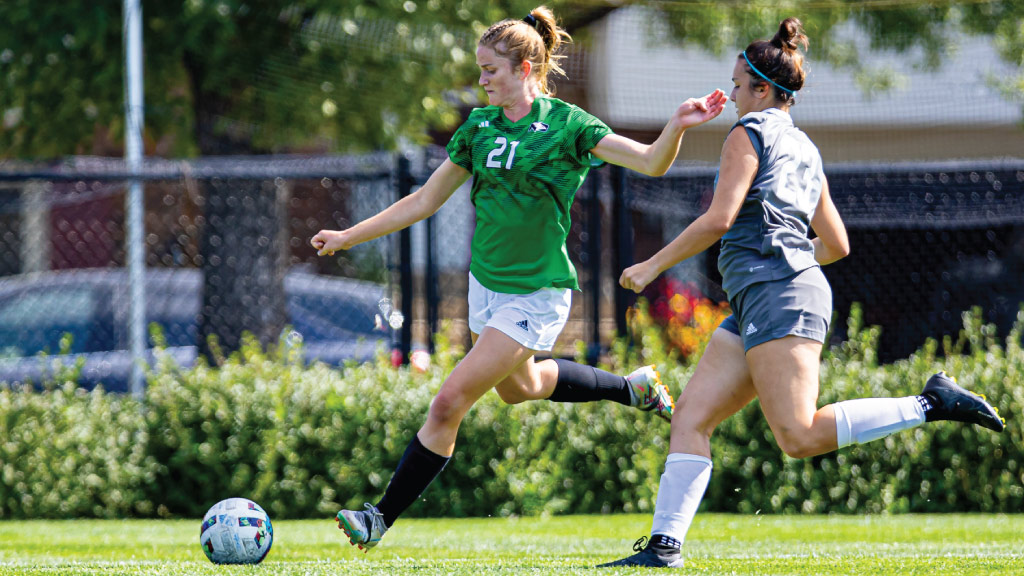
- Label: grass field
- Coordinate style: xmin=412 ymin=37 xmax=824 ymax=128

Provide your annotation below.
xmin=0 ymin=514 xmax=1022 ymax=575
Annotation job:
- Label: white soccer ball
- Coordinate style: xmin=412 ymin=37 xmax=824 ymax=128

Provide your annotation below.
xmin=199 ymin=497 xmax=274 ymax=564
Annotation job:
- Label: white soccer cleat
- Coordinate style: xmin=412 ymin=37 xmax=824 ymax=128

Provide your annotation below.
xmin=626 ymin=365 xmax=675 ymax=423
xmin=336 ymin=503 xmax=388 ymax=552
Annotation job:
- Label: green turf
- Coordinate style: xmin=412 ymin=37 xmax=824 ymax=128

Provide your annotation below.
xmin=0 ymin=514 xmax=1022 ymax=575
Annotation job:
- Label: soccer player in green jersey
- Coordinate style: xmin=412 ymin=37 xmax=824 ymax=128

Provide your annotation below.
xmin=311 ymin=5 xmax=726 ymax=551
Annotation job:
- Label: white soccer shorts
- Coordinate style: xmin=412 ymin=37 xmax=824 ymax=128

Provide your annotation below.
xmin=467 ymin=272 xmax=571 ymax=352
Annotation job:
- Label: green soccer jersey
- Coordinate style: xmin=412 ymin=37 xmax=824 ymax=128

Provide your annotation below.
xmin=446 ymin=96 xmax=613 ymax=294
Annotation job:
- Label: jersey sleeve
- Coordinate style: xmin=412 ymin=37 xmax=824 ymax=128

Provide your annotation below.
xmin=735 ymin=113 xmax=766 ymax=161
xmin=569 ymin=106 xmax=614 ymax=167
xmin=446 ymin=115 xmax=477 ymax=172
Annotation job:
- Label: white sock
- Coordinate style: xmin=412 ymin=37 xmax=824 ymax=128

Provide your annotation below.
xmin=833 ymin=396 xmax=926 ymax=448
xmin=650 ymin=453 xmax=713 ymax=542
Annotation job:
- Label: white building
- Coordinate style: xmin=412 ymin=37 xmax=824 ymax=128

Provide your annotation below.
xmin=572 ymin=6 xmax=1023 ymax=163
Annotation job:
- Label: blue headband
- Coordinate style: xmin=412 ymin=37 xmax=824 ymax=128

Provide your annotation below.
xmin=743 ymin=51 xmax=795 ymax=95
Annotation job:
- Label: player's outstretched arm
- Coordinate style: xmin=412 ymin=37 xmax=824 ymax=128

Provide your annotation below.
xmin=590 ymin=89 xmax=727 ymax=177
xmin=311 ymin=159 xmax=470 ymax=256
xmin=619 ymin=126 xmax=755 ymax=293
xmin=810 ymin=178 xmax=850 ymax=265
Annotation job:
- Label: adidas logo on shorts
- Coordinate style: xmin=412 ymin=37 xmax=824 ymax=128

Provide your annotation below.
xmin=745 ymin=323 xmax=758 ymax=335
xmin=516 ymin=319 xmax=529 ymax=331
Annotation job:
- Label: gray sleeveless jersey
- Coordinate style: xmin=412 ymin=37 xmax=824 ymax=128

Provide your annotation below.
xmin=717 ymin=109 xmax=824 ymax=298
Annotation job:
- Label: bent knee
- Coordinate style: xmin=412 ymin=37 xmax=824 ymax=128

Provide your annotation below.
xmin=495 ymin=373 xmax=547 ymax=405
xmin=774 ymin=434 xmax=825 ymax=459
xmin=428 ymin=391 xmax=471 ymax=425
xmin=494 ymin=385 xmax=530 ymax=405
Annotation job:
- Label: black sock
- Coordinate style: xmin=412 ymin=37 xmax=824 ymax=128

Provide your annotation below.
xmin=548 ymin=359 xmax=632 ymax=405
xmin=374 ymin=434 xmax=449 ymax=527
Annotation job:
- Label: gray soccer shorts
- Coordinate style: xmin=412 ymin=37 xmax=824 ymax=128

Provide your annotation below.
xmin=719 ymin=266 xmax=832 ymax=352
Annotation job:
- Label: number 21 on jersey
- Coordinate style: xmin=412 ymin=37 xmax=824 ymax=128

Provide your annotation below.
xmin=486 ymin=137 xmax=520 ymax=170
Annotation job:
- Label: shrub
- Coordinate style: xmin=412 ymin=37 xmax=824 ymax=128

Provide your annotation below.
xmin=0 ymin=381 xmax=159 ymax=518
xmin=0 ymin=308 xmax=1020 ymax=519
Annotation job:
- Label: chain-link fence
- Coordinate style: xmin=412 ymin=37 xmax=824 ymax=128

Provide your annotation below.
xmin=419 ymin=156 xmax=1024 ymax=364
xmin=1 ymin=154 xmax=1022 ymax=391
xmin=615 ymin=160 xmax=1024 ymax=363
xmin=0 ymin=155 xmax=400 ymax=391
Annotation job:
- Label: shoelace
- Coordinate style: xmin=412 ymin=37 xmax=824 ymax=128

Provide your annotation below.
xmin=364 ymin=503 xmax=387 ymax=536
xmin=632 ymin=536 xmax=648 ymax=552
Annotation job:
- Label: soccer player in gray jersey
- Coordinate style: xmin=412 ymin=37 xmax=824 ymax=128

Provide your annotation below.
xmin=600 ymin=17 xmax=1005 ymax=569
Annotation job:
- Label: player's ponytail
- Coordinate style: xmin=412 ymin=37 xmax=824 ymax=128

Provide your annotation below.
xmin=479 ymin=5 xmax=572 ymax=95
xmin=526 ymin=6 xmax=572 ymax=93
xmin=772 ymin=17 xmax=808 ymax=54
xmin=741 ymin=17 xmax=808 ymax=104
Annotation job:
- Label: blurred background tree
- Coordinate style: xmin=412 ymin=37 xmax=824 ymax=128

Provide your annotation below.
xmin=650 ymin=0 xmax=1023 ymax=99
xmin=4 ymin=0 xmax=1018 ymax=161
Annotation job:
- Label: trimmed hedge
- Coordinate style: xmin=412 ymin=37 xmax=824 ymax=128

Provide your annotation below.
xmin=0 ymin=308 xmax=1020 ymax=519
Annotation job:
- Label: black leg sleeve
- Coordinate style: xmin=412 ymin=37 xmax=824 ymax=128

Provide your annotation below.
xmin=548 ymin=359 xmax=631 ymax=405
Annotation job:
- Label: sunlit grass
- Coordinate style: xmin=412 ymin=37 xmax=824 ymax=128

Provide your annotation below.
xmin=0 ymin=514 xmax=1022 ymax=575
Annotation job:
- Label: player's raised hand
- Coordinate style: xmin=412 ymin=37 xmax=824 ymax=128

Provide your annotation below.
xmin=310 ymin=229 xmax=352 ymax=256
xmin=675 ymin=89 xmax=728 ymax=130
xmin=619 ymin=259 xmax=660 ymax=294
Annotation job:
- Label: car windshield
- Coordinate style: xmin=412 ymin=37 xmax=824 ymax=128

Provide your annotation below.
xmin=287 ymin=292 xmax=378 ymax=339
xmin=0 ymin=287 xmax=105 ymax=356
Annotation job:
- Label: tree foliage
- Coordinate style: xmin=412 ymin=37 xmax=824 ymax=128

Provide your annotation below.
xmin=648 ymin=0 xmax=1023 ymax=98
xmin=0 ymin=0 xmax=570 ymax=158
xmin=2 ymin=1 xmax=1019 ymax=159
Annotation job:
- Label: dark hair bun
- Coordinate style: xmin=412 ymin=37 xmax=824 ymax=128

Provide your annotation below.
xmin=772 ymin=17 xmax=808 ymax=52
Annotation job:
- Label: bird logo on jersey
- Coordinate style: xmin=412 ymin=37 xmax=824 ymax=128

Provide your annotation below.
xmin=529 ymin=121 xmax=549 ymax=132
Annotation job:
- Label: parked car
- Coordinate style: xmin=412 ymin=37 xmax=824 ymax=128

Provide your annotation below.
xmin=0 ymin=267 xmax=391 ymax=391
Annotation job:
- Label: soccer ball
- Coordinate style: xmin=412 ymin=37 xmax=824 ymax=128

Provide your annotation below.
xmin=199 ymin=497 xmax=274 ymax=564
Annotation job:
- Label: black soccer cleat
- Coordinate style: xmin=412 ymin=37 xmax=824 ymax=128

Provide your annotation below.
xmin=921 ymin=371 xmax=1005 ymax=432
xmin=596 ymin=535 xmax=685 ymax=569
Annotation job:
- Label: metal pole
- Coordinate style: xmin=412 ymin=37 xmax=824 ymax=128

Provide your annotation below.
xmin=425 ymin=210 xmax=438 ymax=355
xmin=20 ymin=181 xmax=51 ymax=274
xmin=124 ymin=0 xmax=146 ymax=398
xmin=586 ymin=174 xmax=601 ymax=365
xmin=611 ymin=165 xmax=633 ymax=345
xmin=397 ymin=155 xmax=414 ymax=364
